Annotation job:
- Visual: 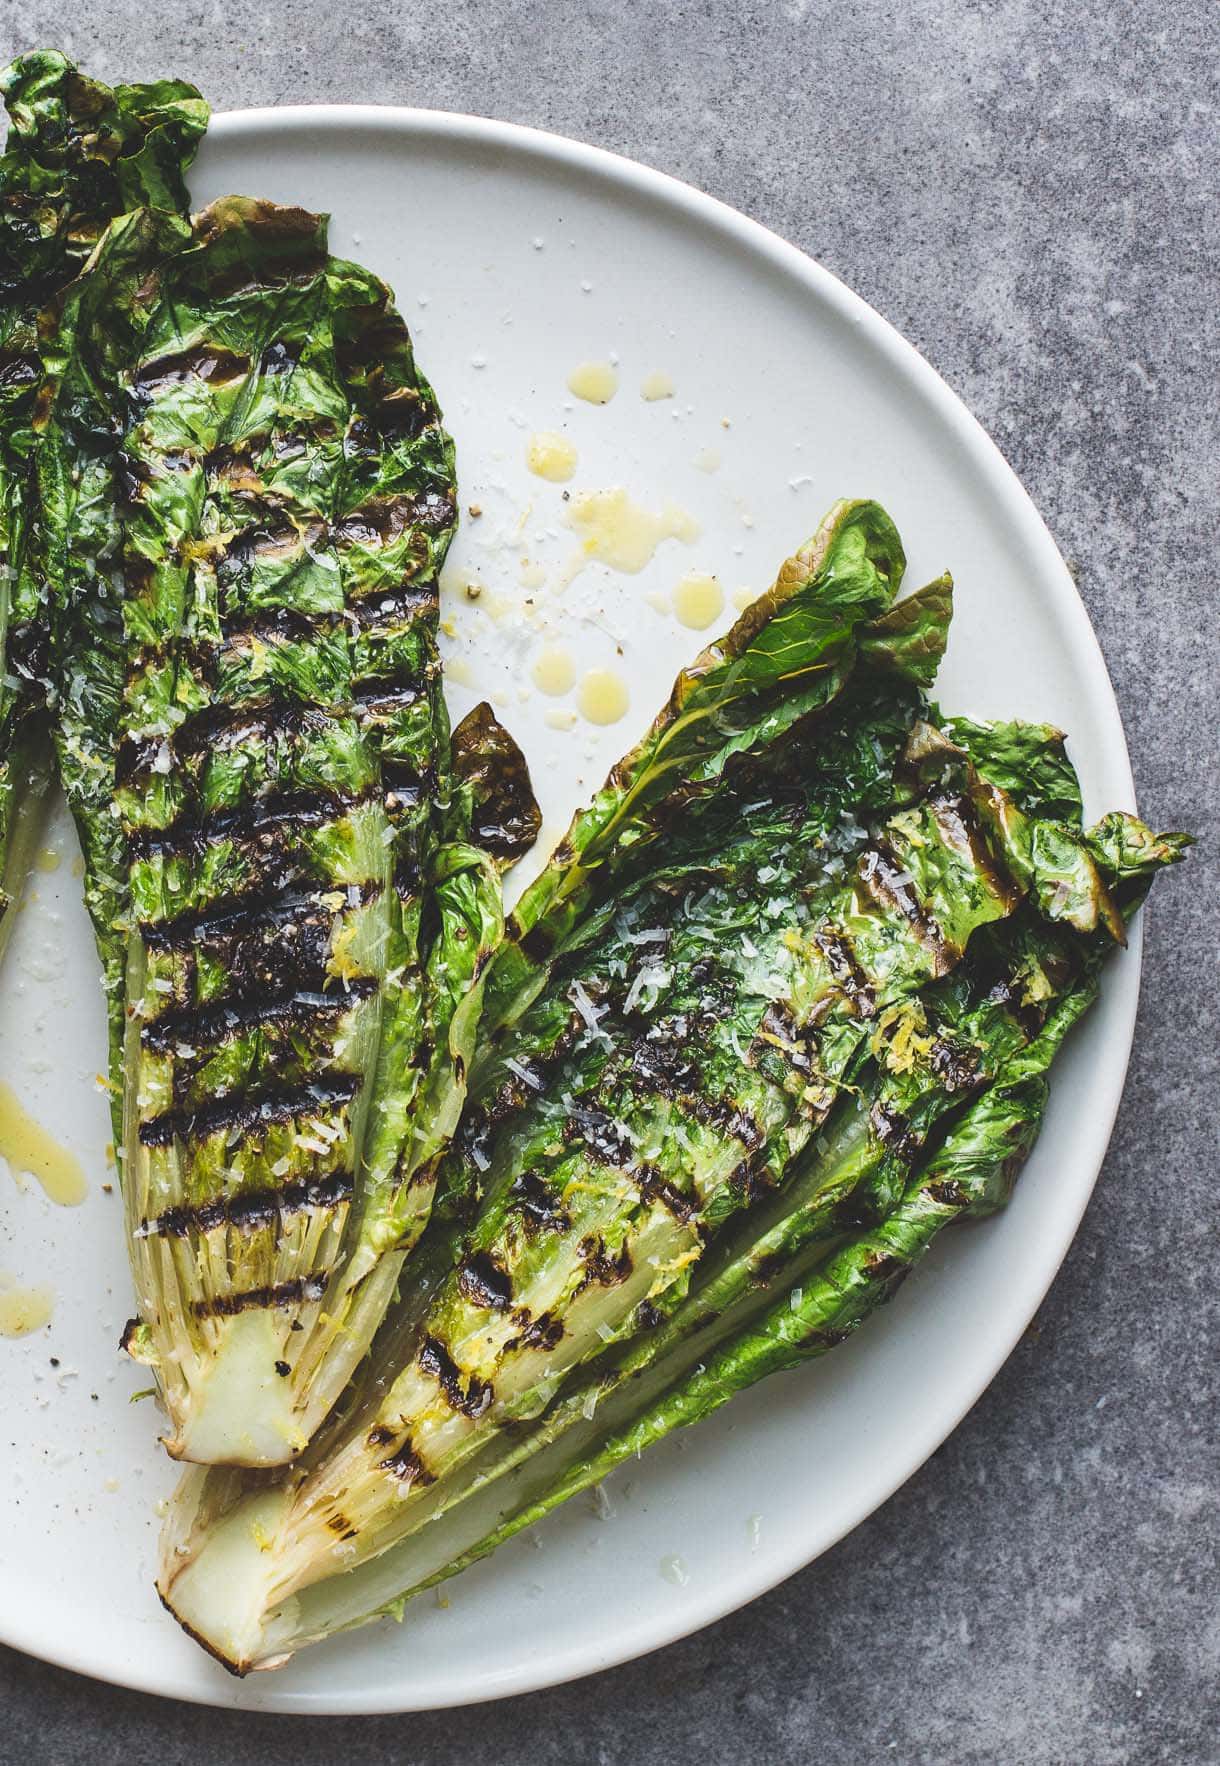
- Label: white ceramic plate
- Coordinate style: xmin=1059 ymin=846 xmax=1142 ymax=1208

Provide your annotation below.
xmin=0 ymin=109 xmax=1139 ymax=1713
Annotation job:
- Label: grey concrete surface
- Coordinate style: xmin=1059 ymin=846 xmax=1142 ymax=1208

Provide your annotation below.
xmin=0 ymin=2 xmax=1216 ymax=1760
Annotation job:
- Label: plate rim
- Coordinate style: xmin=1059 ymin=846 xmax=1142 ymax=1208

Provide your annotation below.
xmin=1 ymin=101 xmax=1140 ymax=1714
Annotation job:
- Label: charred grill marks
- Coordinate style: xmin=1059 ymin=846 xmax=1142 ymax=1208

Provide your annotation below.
xmin=167 ymin=696 xmax=335 ymax=762
xmin=630 ymin=1032 xmax=700 ymax=1096
xmin=0 ymin=347 xmax=39 ymax=390
xmin=377 ymin=1438 xmax=435 ymax=1486
xmin=332 ymin=491 xmax=452 ymax=547
xmin=755 ymin=1001 xmax=817 ymax=1077
xmin=580 ymin=1236 xmax=633 ymax=1287
xmin=929 ymin=1036 xmax=981 ymax=1092
xmin=456 ymin=1252 xmax=513 ymax=1313
xmin=869 ymin=1099 xmax=914 ymax=1156
xmin=346 ymin=579 xmax=439 ymax=630
xmin=696 ymin=1093 xmax=765 ymax=1152
xmin=930 ymin=792 xmax=1020 ymax=912
xmin=562 ymin=1104 xmax=633 ymax=1167
xmin=381 ymin=757 xmax=439 ymax=810
xmin=624 ymin=1029 xmax=764 ymax=1151
xmin=510 ymin=1171 xmax=571 ymax=1237
xmin=634 ymin=1163 xmax=696 ymax=1223
xmin=191 ymin=1271 xmax=330 ymax=1319
xmin=728 ymin=1157 xmax=774 ymax=1205
xmin=417 ymin=1336 xmax=494 ymax=1419
xmin=353 ymin=680 xmax=422 ymax=716
xmin=859 ymin=844 xmax=955 ymax=971
xmin=141 ymin=881 xmax=383 ymax=952
xmin=125 ymin=786 xmax=375 ymax=862
xmin=749 ymin=1252 xmax=790 ymax=1291
xmin=138 ymin=1073 xmax=359 ymax=1148
xmin=812 ymin=928 xmax=876 ymax=1018
xmin=136 ymin=1170 xmax=354 ymax=1240
xmin=140 ymin=981 xmax=376 ymax=1055
xmin=505 ymin=1309 xmax=564 ymax=1353
xmin=132 ymin=342 xmax=250 ymax=394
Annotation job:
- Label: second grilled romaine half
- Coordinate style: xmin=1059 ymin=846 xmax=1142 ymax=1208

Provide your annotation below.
xmin=155 ymin=502 xmax=1186 ymax=1670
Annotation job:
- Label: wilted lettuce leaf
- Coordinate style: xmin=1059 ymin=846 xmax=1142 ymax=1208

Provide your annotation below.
xmin=450 ymin=699 xmax=541 ymax=867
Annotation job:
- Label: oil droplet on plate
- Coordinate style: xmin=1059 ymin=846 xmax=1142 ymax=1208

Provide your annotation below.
xmin=660 ymin=1555 xmax=690 ymax=1587
xmin=567 ymin=360 xmax=618 ymax=404
xmin=639 ymin=371 xmax=674 ymax=402
xmin=0 ymin=1082 xmax=87 ymax=1208
xmin=544 ymin=707 xmax=578 ymax=732
xmin=526 ymin=431 xmax=578 ymax=482
xmin=578 ymin=670 xmax=629 ymax=726
xmin=444 ymin=654 xmax=475 ymax=689
xmin=531 ymin=645 xmax=576 ymax=696
xmin=693 ymin=447 xmax=721 ymax=473
xmin=519 ymin=558 xmax=546 ymax=590
xmin=0 ymin=1279 xmax=54 ymax=1338
xmin=672 ymin=572 xmax=724 ymax=631
xmin=732 ymin=586 xmax=756 ymax=611
xmin=562 ymin=487 xmax=698 ymax=581
xmin=34 ymin=847 xmax=60 ymax=873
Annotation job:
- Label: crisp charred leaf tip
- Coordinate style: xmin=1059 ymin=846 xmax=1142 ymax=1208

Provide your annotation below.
xmin=450 ymin=700 xmax=541 ymax=868
xmin=929 ymin=719 xmax=1189 ymax=934
xmin=901 ymin=719 xmax=1130 ymax=944
xmin=939 ymin=712 xmax=1084 ymax=826
xmin=857 ymin=572 xmax=953 ymax=688
xmin=1086 ymin=811 xmax=1192 ymax=881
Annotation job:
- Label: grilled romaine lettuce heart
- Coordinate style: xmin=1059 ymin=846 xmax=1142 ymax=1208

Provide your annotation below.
xmin=40 ymin=193 xmax=528 ymax=1465
xmin=0 ymin=50 xmax=206 ymax=957
xmin=156 ymin=499 xmax=1186 ymax=1672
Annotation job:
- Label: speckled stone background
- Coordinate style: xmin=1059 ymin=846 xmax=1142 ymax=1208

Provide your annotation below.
xmin=1 ymin=3 xmax=1216 ymax=1761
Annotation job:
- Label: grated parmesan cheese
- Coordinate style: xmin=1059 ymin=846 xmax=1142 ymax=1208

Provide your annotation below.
xmin=505 ymin=1057 xmax=543 ymax=1091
